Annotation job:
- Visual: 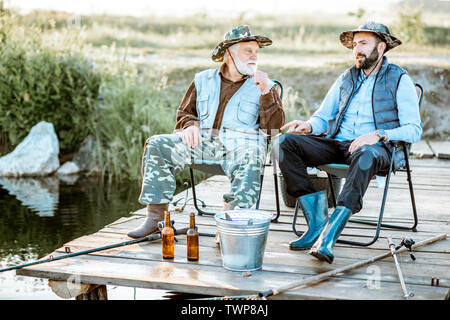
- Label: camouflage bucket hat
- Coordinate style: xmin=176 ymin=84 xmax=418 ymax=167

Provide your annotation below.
xmin=212 ymin=25 xmax=272 ymax=62
xmin=339 ymin=21 xmax=402 ymax=52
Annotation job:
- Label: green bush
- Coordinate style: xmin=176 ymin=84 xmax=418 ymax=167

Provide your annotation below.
xmin=0 ymin=17 xmax=102 ymax=153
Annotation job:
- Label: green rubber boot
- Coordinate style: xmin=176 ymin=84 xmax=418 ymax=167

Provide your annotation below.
xmin=289 ymin=191 xmax=329 ymax=251
xmin=309 ymin=206 xmax=352 ymax=264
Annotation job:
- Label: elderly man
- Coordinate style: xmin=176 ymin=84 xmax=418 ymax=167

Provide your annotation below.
xmin=128 ymin=25 xmax=284 ymax=238
xmin=276 ymin=22 xmax=422 ymax=263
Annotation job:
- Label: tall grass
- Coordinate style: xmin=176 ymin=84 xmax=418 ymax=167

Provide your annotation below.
xmin=91 ymin=67 xmax=177 ymax=181
xmin=90 ymin=63 xmax=210 ymax=187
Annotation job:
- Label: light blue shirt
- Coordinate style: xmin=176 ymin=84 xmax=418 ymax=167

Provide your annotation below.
xmin=309 ymin=70 xmax=422 ymax=144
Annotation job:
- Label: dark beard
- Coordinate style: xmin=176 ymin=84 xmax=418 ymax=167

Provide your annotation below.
xmin=355 ymin=46 xmax=379 ymax=70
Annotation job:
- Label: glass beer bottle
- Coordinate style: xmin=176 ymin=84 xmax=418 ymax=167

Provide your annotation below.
xmin=161 ymin=211 xmax=174 ymax=259
xmin=186 ymin=212 xmax=199 ymax=261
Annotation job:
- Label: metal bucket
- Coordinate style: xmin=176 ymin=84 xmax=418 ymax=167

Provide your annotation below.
xmin=215 ymin=209 xmax=272 ymax=272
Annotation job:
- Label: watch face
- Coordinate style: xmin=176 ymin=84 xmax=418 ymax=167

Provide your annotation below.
xmin=378 ymin=129 xmax=386 ymax=139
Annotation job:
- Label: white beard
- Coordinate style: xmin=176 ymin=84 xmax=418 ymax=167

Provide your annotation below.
xmin=234 ymin=57 xmax=258 ymax=76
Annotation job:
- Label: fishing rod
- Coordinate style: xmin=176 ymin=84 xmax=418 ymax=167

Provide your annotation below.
xmin=200 ymin=233 xmax=447 ymax=300
xmin=158 ymin=220 xmax=215 ymax=238
xmin=258 ymin=234 xmax=446 ymax=299
xmin=0 ymin=220 xmax=213 ymax=273
xmin=388 ymin=237 xmax=413 ymax=299
xmin=0 ymin=231 xmax=170 ymax=273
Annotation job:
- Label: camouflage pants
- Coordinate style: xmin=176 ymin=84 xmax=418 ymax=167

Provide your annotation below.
xmin=139 ymin=132 xmax=266 ymax=208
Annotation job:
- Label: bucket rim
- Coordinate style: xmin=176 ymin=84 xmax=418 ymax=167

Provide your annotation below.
xmin=215 ymin=208 xmax=273 ymax=226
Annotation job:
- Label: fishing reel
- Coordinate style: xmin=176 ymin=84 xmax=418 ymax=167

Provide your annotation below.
xmin=395 ymin=237 xmax=416 ymax=261
xmin=157 ymin=219 xmax=175 ymax=230
xmin=157 ymin=220 xmax=180 ymax=242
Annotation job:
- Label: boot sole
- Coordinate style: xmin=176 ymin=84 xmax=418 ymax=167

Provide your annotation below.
xmin=127 ymin=229 xmax=159 ymax=239
xmin=289 ymin=245 xmax=312 ymax=251
xmin=309 ymin=250 xmax=333 ymax=264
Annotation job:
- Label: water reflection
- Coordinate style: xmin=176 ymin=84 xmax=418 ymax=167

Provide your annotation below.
xmin=0 ymin=177 xmax=59 ymax=217
xmin=57 ymin=174 xmax=80 ymax=185
xmin=0 ymin=176 xmax=143 ymax=297
xmin=0 ymin=174 xmax=203 ymax=299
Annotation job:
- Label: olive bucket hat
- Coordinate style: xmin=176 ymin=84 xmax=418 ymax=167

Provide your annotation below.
xmin=212 ymin=25 xmax=272 ymax=62
xmin=339 ymin=21 xmax=402 ymax=52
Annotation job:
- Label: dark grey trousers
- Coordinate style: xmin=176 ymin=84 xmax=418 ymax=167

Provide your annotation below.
xmin=275 ymin=134 xmax=391 ymax=213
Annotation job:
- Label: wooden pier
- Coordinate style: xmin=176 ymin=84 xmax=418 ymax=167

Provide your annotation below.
xmin=16 ymin=158 xmax=450 ymax=300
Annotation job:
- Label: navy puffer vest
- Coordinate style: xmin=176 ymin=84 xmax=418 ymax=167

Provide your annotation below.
xmin=326 ymin=57 xmax=408 ymax=171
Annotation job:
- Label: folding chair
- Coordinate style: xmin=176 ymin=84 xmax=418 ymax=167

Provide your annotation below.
xmin=292 ymin=83 xmax=423 ymax=246
xmin=180 ymin=80 xmax=284 ymax=222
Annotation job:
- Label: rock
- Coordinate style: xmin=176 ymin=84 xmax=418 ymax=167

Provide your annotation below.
xmin=56 ymin=161 xmax=81 ymax=184
xmin=72 ymin=135 xmax=99 ymax=173
xmin=0 ymin=121 xmax=60 ymax=177
xmin=57 ymin=161 xmax=80 ymax=175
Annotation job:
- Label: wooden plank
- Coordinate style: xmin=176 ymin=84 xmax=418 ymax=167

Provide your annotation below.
xmin=16 ymin=253 xmax=448 ymax=300
xmin=103 ymin=209 xmax=450 ymax=254
xmin=51 ymin=236 xmax=450 ymax=289
xmin=171 ymin=191 xmax=450 ymax=221
xmin=56 ymin=228 xmax=450 ymax=267
xmin=104 ymin=216 xmax=450 ymax=247
xmin=410 ymin=140 xmax=435 ymax=159
xmin=409 ymin=158 xmax=450 ymax=168
xmin=77 ymin=225 xmax=450 ymax=257
xmin=97 ymin=215 xmax=449 ymax=266
xmin=67 ymin=227 xmax=450 ymax=267
xmin=428 ymin=141 xmax=450 ymax=159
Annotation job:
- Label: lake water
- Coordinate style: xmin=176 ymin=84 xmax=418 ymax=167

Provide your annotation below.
xmin=0 ymin=175 xmax=185 ymax=300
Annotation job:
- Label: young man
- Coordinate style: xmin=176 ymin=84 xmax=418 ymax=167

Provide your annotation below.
xmin=128 ymin=25 xmax=284 ymax=239
xmin=276 ymin=22 xmax=422 ymax=263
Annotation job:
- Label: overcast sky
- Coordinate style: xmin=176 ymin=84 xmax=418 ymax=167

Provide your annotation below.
xmin=7 ymin=0 xmax=403 ymax=17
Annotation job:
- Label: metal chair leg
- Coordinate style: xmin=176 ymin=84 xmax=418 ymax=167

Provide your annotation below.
xmin=255 ymin=164 xmax=266 ymax=210
xmin=333 ymin=146 xmax=418 ymax=247
xmin=189 ymin=168 xmax=215 ymax=216
xmin=336 ymin=146 xmax=396 ymax=246
xmin=336 ymin=159 xmax=394 ymax=247
xmin=271 ymin=152 xmax=281 ymax=222
xmin=257 ymin=137 xmax=280 ymax=222
xmin=327 ymin=174 xmax=338 ymax=207
xmin=292 ymin=200 xmax=304 ymax=237
xmin=404 ymin=149 xmax=419 ymax=232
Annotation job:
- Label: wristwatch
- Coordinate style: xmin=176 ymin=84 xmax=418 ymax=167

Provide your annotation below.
xmin=376 ymin=129 xmax=387 ymax=142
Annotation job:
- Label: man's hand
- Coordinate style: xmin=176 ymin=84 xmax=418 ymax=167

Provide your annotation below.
xmin=181 ymin=125 xmax=202 ymax=148
xmin=253 ymin=70 xmax=269 ymax=95
xmin=280 ymin=120 xmax=312 ymax=134
xmin=348 ymin=131 xmax=382 ymax=154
